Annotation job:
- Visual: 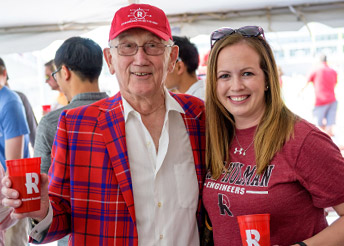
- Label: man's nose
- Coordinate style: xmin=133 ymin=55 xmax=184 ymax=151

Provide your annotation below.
xmin=133 ymin=46 xmax=150 ymax=64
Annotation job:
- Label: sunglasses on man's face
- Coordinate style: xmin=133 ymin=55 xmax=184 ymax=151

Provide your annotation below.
xmin=210 ymin=26 xmax=265 ymax=48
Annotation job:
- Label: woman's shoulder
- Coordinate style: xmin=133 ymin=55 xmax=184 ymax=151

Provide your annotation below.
xmin=292 ymin=118 xmax=332 ymax=145
xmin=294 ymin=118 xmax=318 ymax=133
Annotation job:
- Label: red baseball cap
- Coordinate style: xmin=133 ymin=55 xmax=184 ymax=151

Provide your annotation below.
xmin=109 ymin=4 xmax=172 ymax=41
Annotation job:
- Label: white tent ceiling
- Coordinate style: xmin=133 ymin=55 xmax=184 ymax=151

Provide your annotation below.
xmin=1 ymin=0 xmax=344 ymax=55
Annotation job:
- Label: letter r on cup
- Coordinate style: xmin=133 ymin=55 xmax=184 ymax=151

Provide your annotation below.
xmin=246 ymin=229 xmax=260 ymax=246
xmin=25 ymin=173 xmax=39 ymax=194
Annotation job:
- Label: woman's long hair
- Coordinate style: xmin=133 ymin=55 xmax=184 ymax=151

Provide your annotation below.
xmin=206 ymin=33 xmax=297 ymax=179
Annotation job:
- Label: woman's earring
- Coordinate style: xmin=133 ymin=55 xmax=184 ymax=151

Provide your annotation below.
xmin=265 ymin=85 xmax=269 ymax=90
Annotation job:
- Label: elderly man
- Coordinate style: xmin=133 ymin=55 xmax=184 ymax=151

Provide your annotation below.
xmin=2 ymin=4 xmax=205 ymax=246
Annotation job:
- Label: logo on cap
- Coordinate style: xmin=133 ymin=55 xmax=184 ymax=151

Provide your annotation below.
xmin=122 ymin=7 xmax=158 ymax=27
xmin=129 ymin=8 xmax=151 ymax=20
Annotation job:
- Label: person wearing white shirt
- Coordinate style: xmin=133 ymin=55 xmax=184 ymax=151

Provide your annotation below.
xmin=165 ymin=35 xmax=205 ymax=100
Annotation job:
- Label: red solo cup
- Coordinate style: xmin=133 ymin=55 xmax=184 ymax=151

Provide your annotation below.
xmin=42 ymin=105 xmax=51 ymax=113
xmin=237 ymin=214 xmax=270 ymax=246
xmin=6 ymin=157 xmax=41 ymax=213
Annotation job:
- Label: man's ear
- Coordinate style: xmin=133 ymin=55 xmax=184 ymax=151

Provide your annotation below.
xmin=61 ymin=65 xmax=71 ymax=80
xmin=167 ymin=45 xmax=179 ymax=73
xmin=175 ymin=61 xmax=186 ymax=76
xmin=104 ymin=48 xmax=115 ymax=74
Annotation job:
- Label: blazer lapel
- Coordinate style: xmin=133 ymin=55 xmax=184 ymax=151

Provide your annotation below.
xmin=181 ymin=113 xmax=205 ymax=190
xmin=173 ymin=93 xmax=206 ymax=194
xmin=98 ymin=93 xmax=136 ymax=224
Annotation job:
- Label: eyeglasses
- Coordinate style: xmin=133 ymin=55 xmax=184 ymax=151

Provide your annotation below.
xmin=110 ymin=42 xmax=173 ymax=56
xmin=51 ymin=66 xmax=62 ymax=82
xmin=210 ymin=26 xmax=265 ymax=48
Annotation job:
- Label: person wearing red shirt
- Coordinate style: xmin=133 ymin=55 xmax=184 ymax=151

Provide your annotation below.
xmin=203 ymin=26 xmax=344 ymax=246
xmin=307 ymin=54 xmax=338 ymax=136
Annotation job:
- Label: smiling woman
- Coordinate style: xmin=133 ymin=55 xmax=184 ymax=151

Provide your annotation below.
xmin=203 ymin=26 xmax=344 ymax=246
xmin=215 ymin=42 xmax=267 ymax=129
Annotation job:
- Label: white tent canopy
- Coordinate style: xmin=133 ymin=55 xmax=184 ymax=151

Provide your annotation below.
xmin=1 ymin=0 xmax=344 ymax=55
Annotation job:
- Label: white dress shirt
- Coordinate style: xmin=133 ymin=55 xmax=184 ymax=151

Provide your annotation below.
xmin=30 ymin=89 xmax=200 ymax=245
xmin=123 ymin=89 xmax=199 ymax=245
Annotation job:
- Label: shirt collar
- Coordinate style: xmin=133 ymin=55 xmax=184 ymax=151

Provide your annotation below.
xmin=122 ymin=87 xmax=185 ymax=122
xmin=70 ymin=92 xmax=108 ymax=103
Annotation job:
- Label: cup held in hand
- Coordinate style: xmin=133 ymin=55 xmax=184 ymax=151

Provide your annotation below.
xmin=6 ymin=157 xmax=41 ymax=213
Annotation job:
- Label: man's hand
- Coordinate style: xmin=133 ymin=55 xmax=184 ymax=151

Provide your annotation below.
xmin=1 ymin=173 xmax=50 ymax=222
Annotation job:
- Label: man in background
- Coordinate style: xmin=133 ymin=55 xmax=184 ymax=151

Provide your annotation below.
xmin=0 ymin=57 xmax=29 ymax=246
xmin=306 ymin=54 xmax=338 ymax=137
xmin=0 ymin=58 xmax=37 ymax=148
xmin=34 ymin=36 xmax=108 ymax=246
xmin=165 ymin=35 xmax=205 ymax=100
xmin=44 ymin=60 xmax=68 ymax=112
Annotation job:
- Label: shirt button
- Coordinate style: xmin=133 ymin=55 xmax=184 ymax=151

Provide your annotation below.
xmin=160 ymin=234 xmax=163 ymax=240
xmin=158 ymin=202 xmax=162 ymax=207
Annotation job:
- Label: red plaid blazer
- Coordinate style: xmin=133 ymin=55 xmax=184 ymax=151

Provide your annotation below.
xmin=34 ymin=92 xmax=205 ymax=246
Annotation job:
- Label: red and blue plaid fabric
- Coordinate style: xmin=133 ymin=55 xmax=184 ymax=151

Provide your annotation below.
xmin=33 ymin=92 xmax=205 ymax=246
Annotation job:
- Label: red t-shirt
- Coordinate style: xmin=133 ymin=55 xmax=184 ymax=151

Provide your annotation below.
xmin=203 ymin=120 xmax=344 ymax=245
xmin=307 ymin=62 xmax=337 ymax=106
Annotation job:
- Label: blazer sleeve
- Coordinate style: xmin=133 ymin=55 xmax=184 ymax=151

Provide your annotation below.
xmin=39 ymin=111 xmax=72 ymax=243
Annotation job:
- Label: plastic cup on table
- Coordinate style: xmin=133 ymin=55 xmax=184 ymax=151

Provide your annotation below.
xmin=5 ymin=157 xmax=41 ymax=213
xmin=237 ymin=213 xmax=270 ymax=246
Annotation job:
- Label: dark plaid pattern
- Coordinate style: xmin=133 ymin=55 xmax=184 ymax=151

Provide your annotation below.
xmin=35 ymin=92 xmax=205 ymax=246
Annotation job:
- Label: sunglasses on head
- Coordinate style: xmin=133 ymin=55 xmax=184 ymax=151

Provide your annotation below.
xmin=210 ymin=26 xmax=265 ymax=48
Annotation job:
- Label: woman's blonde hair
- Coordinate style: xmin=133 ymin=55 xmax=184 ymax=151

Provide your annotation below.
xmin=205 ymin=33 xmax=297 ymax=179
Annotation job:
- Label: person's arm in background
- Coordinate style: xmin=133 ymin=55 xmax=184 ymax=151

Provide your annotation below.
xmin=15 ymin=91 xmax=37 ymax=148
xmin=1 ymin=97 xmax=29 ymax=163
xmin=298 ymin=70 xmax=314 ymax=97
xmin=335 ymin=70 xmax=338 ymax=87
xmin=1 ymin=121 xmax=25 ymax=234
xmin=5 ymin=135 xmax=24 ymax=160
